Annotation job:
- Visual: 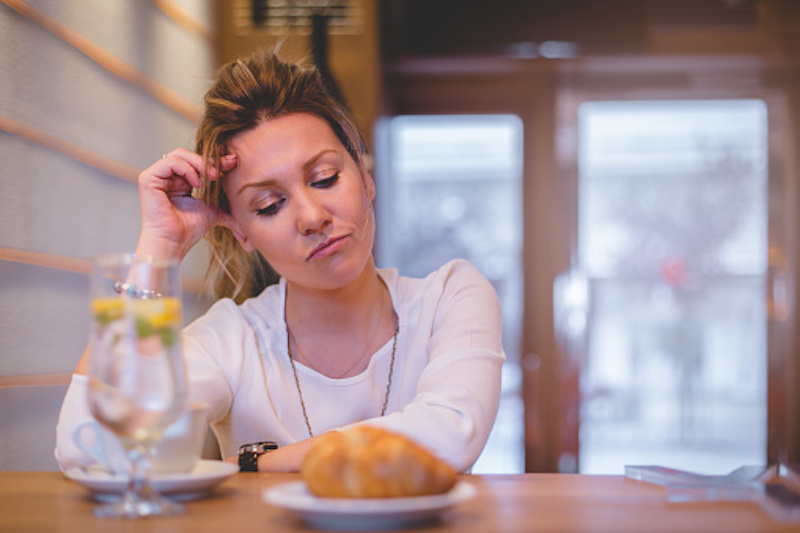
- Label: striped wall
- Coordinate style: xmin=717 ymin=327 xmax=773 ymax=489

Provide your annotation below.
xmin=0 ymin=0 xmax=215 ymax=471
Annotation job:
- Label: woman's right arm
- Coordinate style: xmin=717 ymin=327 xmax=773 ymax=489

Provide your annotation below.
xmin=59 ymin=150 xmax=240 ymax=467
xmin=73 ymin=149 xmax=239 ymax=376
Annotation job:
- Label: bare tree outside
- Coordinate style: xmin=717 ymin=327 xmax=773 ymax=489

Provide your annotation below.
xmin=577 ymin=99 xmax=769 ymax=474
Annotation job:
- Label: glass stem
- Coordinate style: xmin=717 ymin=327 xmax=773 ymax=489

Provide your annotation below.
xmin=126 ymin=445 xmax=153 ymax=500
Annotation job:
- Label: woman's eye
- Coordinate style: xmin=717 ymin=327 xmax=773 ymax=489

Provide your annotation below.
xmin=256 ymin=198 xmax=284 ymax=217
xmin=313 ymin=172 xmax=339 ymax=189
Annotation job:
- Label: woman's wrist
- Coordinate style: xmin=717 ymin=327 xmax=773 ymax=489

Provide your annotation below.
xmin=134 ymin=234 xmax=187 ymax=262
xmin=256 ymin=438 xmax=315 ymax=472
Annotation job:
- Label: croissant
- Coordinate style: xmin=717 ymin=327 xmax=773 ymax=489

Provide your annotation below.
xmin=301 ymin=426 xmax=457 ymax=498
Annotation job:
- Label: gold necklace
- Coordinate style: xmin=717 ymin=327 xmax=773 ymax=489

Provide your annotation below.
xmin=287 ymin=319 xmax=399 ymax=438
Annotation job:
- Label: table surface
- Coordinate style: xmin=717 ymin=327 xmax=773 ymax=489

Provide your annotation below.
xmin=0 ymin=470 xmax=796 ymax=532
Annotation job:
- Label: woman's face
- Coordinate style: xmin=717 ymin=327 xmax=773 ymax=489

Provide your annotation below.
xmin=223 ymin=113 xmax=375 ymax=291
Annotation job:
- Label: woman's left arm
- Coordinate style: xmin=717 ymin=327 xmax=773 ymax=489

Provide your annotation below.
xmin=366 ymin=260 xmax=505 ymax=471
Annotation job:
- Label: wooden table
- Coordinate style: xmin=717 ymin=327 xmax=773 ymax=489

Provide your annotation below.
xmin=0 ymin=470 xmax=795 ymax=532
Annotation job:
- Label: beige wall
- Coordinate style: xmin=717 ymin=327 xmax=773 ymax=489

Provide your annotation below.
xmin=0 ymin=0 xmax=215 ymax=471
xmin=0 ymin=0 xmax=381 ymax=472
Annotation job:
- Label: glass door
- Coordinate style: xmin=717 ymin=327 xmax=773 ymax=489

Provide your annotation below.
xmin=570 ymin=99 xmax=770 ymax=474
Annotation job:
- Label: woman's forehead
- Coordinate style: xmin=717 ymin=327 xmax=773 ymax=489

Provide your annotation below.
xmin=228 ymin=113 xmax=356 ymax=172
xmin=231 ymin=113 xmax=336 ymax=149
xmin=223 ymin=114 xmax=354 ymax=188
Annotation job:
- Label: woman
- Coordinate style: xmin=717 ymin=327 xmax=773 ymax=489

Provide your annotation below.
xmin=56 ymin=49 xmax=504 ymax=473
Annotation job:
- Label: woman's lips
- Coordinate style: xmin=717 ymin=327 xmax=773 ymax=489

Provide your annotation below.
xmin=307 ymin=235 xmax=348 ymax=261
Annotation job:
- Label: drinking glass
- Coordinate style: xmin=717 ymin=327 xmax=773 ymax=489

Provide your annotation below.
xmin=87 ymin=253 xmax=188 ymax=518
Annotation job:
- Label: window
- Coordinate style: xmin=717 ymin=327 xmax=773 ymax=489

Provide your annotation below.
xmin=377 ymin=114 xmax=525 ymax=473
xmin=576 ymin=99 xmax=769 ymax=474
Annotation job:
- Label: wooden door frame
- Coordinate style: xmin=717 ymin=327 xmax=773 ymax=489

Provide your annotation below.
xmin=380 ymin=53 xmax=800 ymax=472
xmin=556 ymin=55 xmax=800 ymax=470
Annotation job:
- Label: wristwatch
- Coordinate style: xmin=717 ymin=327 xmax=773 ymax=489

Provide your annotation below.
xmin=238 ymin=441 xmax=278 ymax=472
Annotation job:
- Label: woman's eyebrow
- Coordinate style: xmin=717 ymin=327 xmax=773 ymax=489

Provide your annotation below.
xmin=302 ymin=149 xmax=340 ymax=171
xmin=237 ymin=178 xmax=277 ymax=196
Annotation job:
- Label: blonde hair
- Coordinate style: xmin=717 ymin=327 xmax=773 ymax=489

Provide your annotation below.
xmin=195 ymin=49 xmax=368 ymax=303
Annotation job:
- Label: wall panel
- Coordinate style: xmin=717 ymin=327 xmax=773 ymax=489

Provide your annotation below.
xmin=0 ymin=0 xmax=214 ymax=470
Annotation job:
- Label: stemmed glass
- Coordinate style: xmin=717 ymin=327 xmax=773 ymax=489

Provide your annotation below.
xmin=87 ymin=253 xmax=188 ymax=518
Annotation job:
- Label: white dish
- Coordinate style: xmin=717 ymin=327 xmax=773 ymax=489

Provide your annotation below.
xmin=64 ymin=459 xmax=238 ymax=501
xmin=264 ymin=481 xmax=477 ymax=530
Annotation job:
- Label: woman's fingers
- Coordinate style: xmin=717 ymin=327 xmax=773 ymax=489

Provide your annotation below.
xmin=134 ymin=148 xmax=242 ymax=261
xmin=153 ymin=149 xmax=205 ymax=190
xmin=152 ymin=148 xmax=237 ymax=185
xmin=206 ymin=153 xmax=238 ymax=181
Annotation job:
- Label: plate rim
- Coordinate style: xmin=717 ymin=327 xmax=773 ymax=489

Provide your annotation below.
xmin=64 ymin=459 xmax=238 ymax=495
xmin=264 ymin=480 xmax=477 ymax=518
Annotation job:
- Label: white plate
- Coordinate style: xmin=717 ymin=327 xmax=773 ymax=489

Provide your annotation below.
xmin=264 ymin=481 xmax=477 ymax=531
xmin=64 ymin=459 xmax=238 ymax=501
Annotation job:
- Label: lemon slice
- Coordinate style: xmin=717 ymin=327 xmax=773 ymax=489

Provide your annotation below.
xmin=92 ymin=297 xmax=182 ymax=329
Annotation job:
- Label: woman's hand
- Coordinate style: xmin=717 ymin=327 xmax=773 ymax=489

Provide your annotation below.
xmin=135 ymin=148 xmax=239 ymax=260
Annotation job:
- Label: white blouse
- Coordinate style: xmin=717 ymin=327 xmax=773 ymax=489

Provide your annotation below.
xmin=55 ymin=259 xmax=505 ymax=472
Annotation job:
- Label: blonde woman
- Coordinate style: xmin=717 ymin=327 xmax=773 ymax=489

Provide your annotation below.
xmin=56 ymin=49 xmax=504 ymax=473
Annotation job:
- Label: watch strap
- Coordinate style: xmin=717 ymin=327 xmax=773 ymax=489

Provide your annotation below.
xmin=239 ymin=452 xmax=259 ymax=472
xmin=238 ymin=441 xmax=278 ymax=472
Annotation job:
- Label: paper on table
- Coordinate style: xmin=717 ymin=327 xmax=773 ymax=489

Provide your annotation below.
xmin=625 ymin=464 xmax=800 ymax=522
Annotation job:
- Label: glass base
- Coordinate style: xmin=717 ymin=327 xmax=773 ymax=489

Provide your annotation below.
xmin=93 ymin=492 xmax=185 ymax=519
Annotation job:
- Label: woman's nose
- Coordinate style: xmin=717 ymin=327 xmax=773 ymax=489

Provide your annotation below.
xmin=295 ymin=193 xmax=331 ymax=235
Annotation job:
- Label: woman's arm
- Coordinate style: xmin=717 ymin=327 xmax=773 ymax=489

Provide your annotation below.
xmin=73 ymin=150 xmax=238 ymax=376
xmin=58 ymin=150 xmax=240 ymax=466
xmin=364 ymin=260 xmax=505 ymax=472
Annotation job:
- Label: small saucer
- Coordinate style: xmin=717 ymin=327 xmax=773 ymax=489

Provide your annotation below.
xmin=65 ymin=460 xmax=238 ymax=501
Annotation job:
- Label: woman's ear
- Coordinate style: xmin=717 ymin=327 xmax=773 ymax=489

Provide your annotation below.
xmin=359 ymin=159 xmax=376 ymax=204
xmin=221 ymin=215 xmax=255 ymax=252
xmin=366 ymin=174 xmax=376 ymax=205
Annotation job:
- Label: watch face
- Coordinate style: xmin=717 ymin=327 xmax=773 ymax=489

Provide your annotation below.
xmin=239 ymin=441 xmax=278 ymax=455
xmin=239 ymin=443 xmax=263 ymax=455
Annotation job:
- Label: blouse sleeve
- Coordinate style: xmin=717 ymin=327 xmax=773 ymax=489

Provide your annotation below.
xmin=54 ymin=374 xmax=97 ymax=471
xmin=179 ymin=298 xmax=254 ymax=423
xmin=365 ymin=260 xmax=505 ymax=472
xmin=53 ymin=300 xmax=241 ymax=471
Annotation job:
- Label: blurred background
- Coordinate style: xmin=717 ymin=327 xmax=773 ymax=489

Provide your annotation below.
xmin=1 ymin=0 xmax=798 ymax=474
